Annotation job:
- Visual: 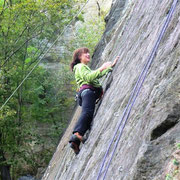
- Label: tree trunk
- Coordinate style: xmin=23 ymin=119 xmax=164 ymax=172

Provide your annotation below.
xmin=0 ymin=165 xmax=11 ymax=180
xmin=0 ymin=148 xmax=11 ymax=180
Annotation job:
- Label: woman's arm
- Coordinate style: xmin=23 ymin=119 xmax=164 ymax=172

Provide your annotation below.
xmin=76 ymin=56 xmax=120 ymax=83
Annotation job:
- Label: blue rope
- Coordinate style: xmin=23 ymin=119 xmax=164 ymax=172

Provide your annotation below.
xmin=96 ymin=0 xmax=178 ymax=179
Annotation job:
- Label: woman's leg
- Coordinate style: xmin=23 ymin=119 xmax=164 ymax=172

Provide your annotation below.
xmin=73 ymin=89 xmax=96 ymax=136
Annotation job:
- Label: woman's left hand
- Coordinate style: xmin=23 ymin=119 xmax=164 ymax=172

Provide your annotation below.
xmin=112 ymin=56 xmax=120 ymax=67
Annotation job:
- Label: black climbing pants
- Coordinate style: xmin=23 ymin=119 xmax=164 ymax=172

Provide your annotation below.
xmin=73 ymin=89 xmax=97 ymax=136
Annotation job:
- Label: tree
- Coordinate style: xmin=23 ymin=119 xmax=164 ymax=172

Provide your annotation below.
xmin=0 ymin=0 xmax=107 ymax=179
xmin=0 ymin=0 xmax=78 ymax=179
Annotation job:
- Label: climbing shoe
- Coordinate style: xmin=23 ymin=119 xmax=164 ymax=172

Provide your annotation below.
xmin=69 ymin=134 xmax=86 ymax=144
xmin=70 ymin=141 xmax=80 ymax=155
xmin=69 ymin=134 xmax=81 ymax=155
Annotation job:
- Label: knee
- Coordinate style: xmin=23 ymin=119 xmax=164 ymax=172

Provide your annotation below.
xmin=81 ymin=110 xmax=93 ymax=119
xmin=86 ymin=110 xmax=94 ymax=120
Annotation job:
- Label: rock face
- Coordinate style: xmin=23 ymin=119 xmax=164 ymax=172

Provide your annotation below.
xmin=42 ymin=0 xmax=180 ymax=179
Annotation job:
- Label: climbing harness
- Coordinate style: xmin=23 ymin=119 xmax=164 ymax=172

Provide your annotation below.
xmin=96 ymin=0 xmax=178 ymax=179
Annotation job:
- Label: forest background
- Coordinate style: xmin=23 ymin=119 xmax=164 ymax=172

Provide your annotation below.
xmin=0 ymin=0 xmax=109 ymax=179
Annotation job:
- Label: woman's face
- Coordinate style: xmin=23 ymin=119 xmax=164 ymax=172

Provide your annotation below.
xmin=80 ymin=52 xmax=90 ymax=64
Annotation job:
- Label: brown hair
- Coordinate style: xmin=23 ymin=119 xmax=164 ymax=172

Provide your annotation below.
xmin=70 ymin=47 xmax=90 ymax=71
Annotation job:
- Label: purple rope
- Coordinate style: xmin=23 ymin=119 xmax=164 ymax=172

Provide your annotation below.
xmin=96 ymin=0 xmax=178 ymax=179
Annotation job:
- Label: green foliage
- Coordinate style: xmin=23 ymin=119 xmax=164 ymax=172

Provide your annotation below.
xmin=76 ymin=14 xmax=85 ymax=22
xmin=165 ymin=143 xmax=180 ymax=180
xmin=173 ymin=159 xmax=179 ymax=166
xmin=165 ymin=174 xmax=173 ymax=180
xmin=0 ymin=0 xmax=107 ymax=179
xmin=69 ymin=16 xmax=105 ymax=55
xmin=0 ymin=0 xmax=78 ymax=179
xmin=177 ymin=143 xmax=180 ymax=149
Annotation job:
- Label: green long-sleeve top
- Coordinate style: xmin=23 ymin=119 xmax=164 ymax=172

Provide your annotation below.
xmin=73 ymin=63 xmax=112 ymax=89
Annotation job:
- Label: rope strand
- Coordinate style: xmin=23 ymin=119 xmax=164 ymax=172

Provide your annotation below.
xmin=97 ymin=0 xmax=178 ymax=179
xmin=0 ymin=0 xmax=90 ymax=111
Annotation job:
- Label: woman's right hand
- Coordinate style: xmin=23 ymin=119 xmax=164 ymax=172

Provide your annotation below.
xmin=99 ymin=56 xmax=119 ymax=72
xmin=101 ymin=62 xmax=112 ymax=70
xmin=99 ymin=62 xmax=112 ymax=72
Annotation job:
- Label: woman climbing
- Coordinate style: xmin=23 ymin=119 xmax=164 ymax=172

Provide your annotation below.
xmin=69 ymin=47 xmax=119 ymax=154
